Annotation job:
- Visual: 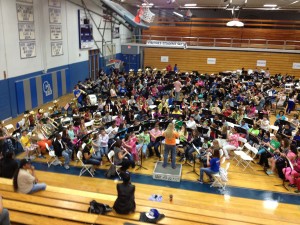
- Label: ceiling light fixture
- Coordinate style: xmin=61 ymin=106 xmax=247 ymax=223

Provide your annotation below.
xmin=263 ymin=4 xmax=277 ymax=7
xmin=184 ymin=3 xmax=197 ymax=7
xmin=173 ymin=11 xmax=184 ymax=17
xmin=226 ymin=18 xmax=244 ymax=27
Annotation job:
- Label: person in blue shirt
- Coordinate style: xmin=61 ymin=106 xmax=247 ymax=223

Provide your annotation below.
xmin=198 ymin=150 xmax=222 ymax=184
xmin=274 ymin=110 xmax=286 ymax=126
xmin=174 ymin=64 xmax=178 ymax=73
xmin=73 ymin=85 xmax=83 ymax=106
xmin=240 ymin=120 xmax=249 ymax=131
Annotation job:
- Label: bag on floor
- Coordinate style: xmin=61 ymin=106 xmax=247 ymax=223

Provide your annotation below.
xmin=88 ymin=200 xmax=112 ymax=215
xmin=105 ymin=164 xmax=116 ymax=178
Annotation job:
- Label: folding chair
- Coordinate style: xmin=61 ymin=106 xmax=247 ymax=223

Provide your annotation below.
xmin=232 ymin=137 xmax=248 ymax=163
xmin=211 ymin=162 xmax=230 ymax=190
xmin=107 ymin=151 xmax=122 ymax=179
xmin=45 ymin=143 xmax=62 ymax=167
xmin=238 ymin=146 xmax=258 ymax=171
xmin=77 ymin=151 xmax=94 ymax=177
xmin=4 ymin=124 xmax=14 ymax=134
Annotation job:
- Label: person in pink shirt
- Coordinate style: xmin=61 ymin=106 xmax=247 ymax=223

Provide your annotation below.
xmin=122 ymin=133 xmax=138 ymax=162
xmin=173 ymin=79 xmax=183 ymax=101
xmin=166 ymin=64 xmax=172 ymax=72
xmin=283 ymin=149 xmax=299 ymax=186
xmin=220 ymin=127 xmax=240 ymax=159
xmin=115 ymin=113 xmax=124 ymax=127
xmin=147 ymin=123 xmax=162 ymax=159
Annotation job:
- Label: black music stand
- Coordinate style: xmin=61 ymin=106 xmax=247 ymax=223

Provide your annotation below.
xmin=155 ymin=136 xmax=165 ymax=162
xmin=213 ymin=120 xmax=223 ymax=128
xmin=197 ymin=127 xmax=209 ymax=136
xmin=210 ymin=126 xmax=222 ymax=139
xmin=243 ymin=118 xmax=254 ymax=126
xmin=187 ymin=143 xmax=200 ymax=176
xmin=135 ymin=144 xmax=148 ymax=171
xmin=235 ymin=127 xmax=247 ymax=135
xmin=225 ymin=117 xmax=236 ymax=124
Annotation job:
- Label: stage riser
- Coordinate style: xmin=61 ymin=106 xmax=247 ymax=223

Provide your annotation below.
xmin=153 ymin=162 xmax=182 ymax=182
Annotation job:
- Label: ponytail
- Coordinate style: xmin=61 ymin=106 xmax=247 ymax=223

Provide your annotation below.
xmin=13 ymin=168 xmax=20 ymax=192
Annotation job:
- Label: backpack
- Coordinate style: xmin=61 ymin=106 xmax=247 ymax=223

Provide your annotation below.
xmin=88 ymin=200 xmax=112 ymax=215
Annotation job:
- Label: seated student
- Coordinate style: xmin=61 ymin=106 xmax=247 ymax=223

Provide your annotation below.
xmin=280 ymin=123 xmax=292 ymax=139
xmin=113 ymin=171 xmax=136 ymax=214
xmin=293 ymin=130 xmax=300 ymax=142
xmin=122 ymin=133 xmax=138 ymax=162
xmin=137 ymin=129 xmax=150 ymax=159
xmin=172 ymin=106 xmax=182 ymax=115
xmin=257 ymin=131 xmax=271 ymax=155
xmin=248 ymin=124 xmax=260 ymax=136
xmin=113 ymin=139 xmax=135 ymax=171
xmin=0 ymin=195 xmax=10 ymax=225
xmin=274 ymin=110 xmax=287 ymax=126
xmin=290 ymin=114 xmax=299 ymax=131
xmin=222 ymin=105 xmax=233 ymax=117
xmin=259 ymin=134 xmax=281 ymax=169
xmin=13 ymin=159 xmax=46 ymax=194
xmin=117 ymin=123 xmax=127 ymax=140
xmin=82 ymin=140 xmax=101 ymax=174
xmin=0 ymin=152 xmax=18 ymax=178
xmin=218 ymin=127 xmax=240 ymax=159
xmin=53 ymin=134 xmax=73 ymax=170
xmin=147 ymin=123 xmax=162 ymax=159
xmin=258 ymin=115 xmax=270 ymax=131
xmin=20 ymin=130 xmax=43 ymax=159
xmin=174 ymin=116 xmax=183 ymax=131
xmin=283 ymin=149 xmax=300 ymax=187
xmin=185 ymin=116 xmax=197 ymax=130
xmin=197 ymin=149 xmax=222 ymax=184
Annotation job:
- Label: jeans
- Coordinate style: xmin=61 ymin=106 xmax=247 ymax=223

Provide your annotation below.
xmin=147 ymin=141 xmax=161 ymax=157
xmin=200 ymin=167 xmax=218 ymax=180
xmin=92 ymin=151 xmax=102 ymax=160
xmin=163 ymin=144 xmax=176 ymax=168
xmin=175 ymin=91 xmax=180 ymax=101
xmin=0 ymin=208 xmax=10 ymax=225
xmin=62 ymin=149 xmax=72 ymax=166
xmin=100 ymin=147 xmax=108 ymax=156
xmin=140 ymin=144 xmax=148 ymax=155
xmin=28 ymin=183 xmax=47 ymax=194
xmin=84 ymin=158 xmax=101 ymax=165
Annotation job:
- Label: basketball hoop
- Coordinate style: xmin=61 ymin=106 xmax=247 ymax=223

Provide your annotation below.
xmin=109 ymin=59 xmax=121 ymax=69
xmin=135 ymin=1 xmax=155 ymax=24
xmin=140 ymin=5 xmax=155 ymax=23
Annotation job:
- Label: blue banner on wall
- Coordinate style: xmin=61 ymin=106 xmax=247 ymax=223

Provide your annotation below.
xmin=15 ymin=68 xmax=70 ymax=114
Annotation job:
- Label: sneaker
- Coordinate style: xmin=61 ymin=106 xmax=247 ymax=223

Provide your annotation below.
xmin=64 ymin=165 xmax=70 ymax=170
xmin=197 ymin=179 xmax=203 ymax=184
xmin=38 ymin=155 xmax=45 ymax=159
xmin=266 ymin=170 xmax=273 ymax=175
xmin=162 ymin=164 xmax=167 ymax=168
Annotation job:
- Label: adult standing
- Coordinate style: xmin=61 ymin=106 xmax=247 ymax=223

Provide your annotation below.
xmin=162 ymin=123 xmax=179 ymax=169
xmin=113 ymin=171 xmax=136 ymax=214
xmin=13 ymin=159 xmax=46 ymax=194
xmin=73 ymin=85 xmax=84 ymax=106
xmin=173 ymin=78 xmax=183 ymax=101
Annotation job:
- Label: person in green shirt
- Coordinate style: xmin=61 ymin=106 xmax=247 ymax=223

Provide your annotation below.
xmin=137 ymin=129 xmax=151 ymax=158
xmin=258 ymin=134 xmax=281 ymax=169
xmin=248 ymin=124 xmax=260 ymax=136
xmin=175 ymin=116 xmax=183 ymax=131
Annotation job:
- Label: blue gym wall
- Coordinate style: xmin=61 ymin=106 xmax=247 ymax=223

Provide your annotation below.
xmin=0 ymin=60 xmax=89 ymax=120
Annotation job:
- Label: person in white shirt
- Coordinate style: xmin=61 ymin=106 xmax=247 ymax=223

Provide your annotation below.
xmin=128 ymin=96 xmax=136 ymax=106
xmin=99 ymin=129 xmax=109 ymax=157
xmin=106 ymin=121 xmax=119 ymax=147
xmin=186 ymin=117 xmax=197 ymax=130
xmin=13 ymin=159 xmax=46 ymax=194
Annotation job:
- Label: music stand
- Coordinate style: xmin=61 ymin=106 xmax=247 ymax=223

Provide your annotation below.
xmin=186 ymin=143 xmax=200 ymax=176
xmin=210 ymin=126 xmax=222 ymax=139
xmin=213 ymin=120 xmax=223 ymax=128
xmin=248 ymin=134 xmax=259 ymax=145
xmin=243 ymin=118 xmax=254 ymax=126
xmin=225 ymin=117 xmax=236 ymax=124
xmin=197 ymin=127 xmax=209 ymax=136
xmin=155 ymin=136 xmax=165 ymax=162
xmin=135 ymin=143 xmax=148 ymax=171
xmin=235 ymin=127 xmax=247 ymax=135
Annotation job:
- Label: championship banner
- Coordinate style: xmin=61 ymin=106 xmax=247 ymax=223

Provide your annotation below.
xmin=146 ymin=40 xmax=187 ymax=48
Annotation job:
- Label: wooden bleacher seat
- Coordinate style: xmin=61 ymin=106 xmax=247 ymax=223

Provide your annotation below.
xmin=0 ymin=178 xmax=296 ymax=225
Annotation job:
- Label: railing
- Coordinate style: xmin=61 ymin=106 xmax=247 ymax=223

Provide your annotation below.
xmin=126 ymin=35 xmax=300 ymax=51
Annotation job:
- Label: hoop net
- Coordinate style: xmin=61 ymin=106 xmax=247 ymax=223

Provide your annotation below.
xmin=109 ymin=59 xmax=121 ymax=69
xmin=140 ymin=6 xmax=155 ymax=23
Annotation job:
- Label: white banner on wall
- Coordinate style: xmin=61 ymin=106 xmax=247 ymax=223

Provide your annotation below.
xmin=19 ymin=41 xmax=36 ymax=59
xmin=16 ymin=0 xmax=33 ymax=3
xmin=49 ymin=8 xmax=61 ymax=24
xmin=48 ymin=0 xmax=61 ymax=7
xmin=51 ymin=42 xmax=63 ymax=56
xmin=146 ymin=40 xmax=186 ymax=48
xmin=50 ymin=25 xmax=62 ymax=40
xmin=18 ymin=23 xmax=35 ymax=40
xmin=207 ymin=58 xmax=216 ymax=64
xmin=16 ymin=4 xmax=34 ymax=22
xmin=257 ymin=60 xmax=266 ymax=67
xmin=161 ymin=56 xmax=169 ymax=62
xmin=293 ymin=63 xmax=300 ymax=69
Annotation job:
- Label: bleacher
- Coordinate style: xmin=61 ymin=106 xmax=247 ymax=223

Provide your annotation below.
xmin=0 ymin=177 xmax=297 ymax=225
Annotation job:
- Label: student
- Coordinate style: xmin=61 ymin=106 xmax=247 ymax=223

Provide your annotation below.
xmin=13 ymin=159 xmax=46 ymax=194
xmin=113 ymin=171 xmax=136 ymax=214
xmin=198 ymin=150 xmax=222 ymax=184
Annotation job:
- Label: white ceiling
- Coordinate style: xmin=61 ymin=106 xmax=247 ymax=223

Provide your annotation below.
xmin=120 ymin=0 xmax=300 ymax=10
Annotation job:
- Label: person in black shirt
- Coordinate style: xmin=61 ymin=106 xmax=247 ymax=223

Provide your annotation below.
xmin=113 ymin=171 xmax=135 ymax=214
xmin=0 ymin=152 xmax=18 ymax=178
